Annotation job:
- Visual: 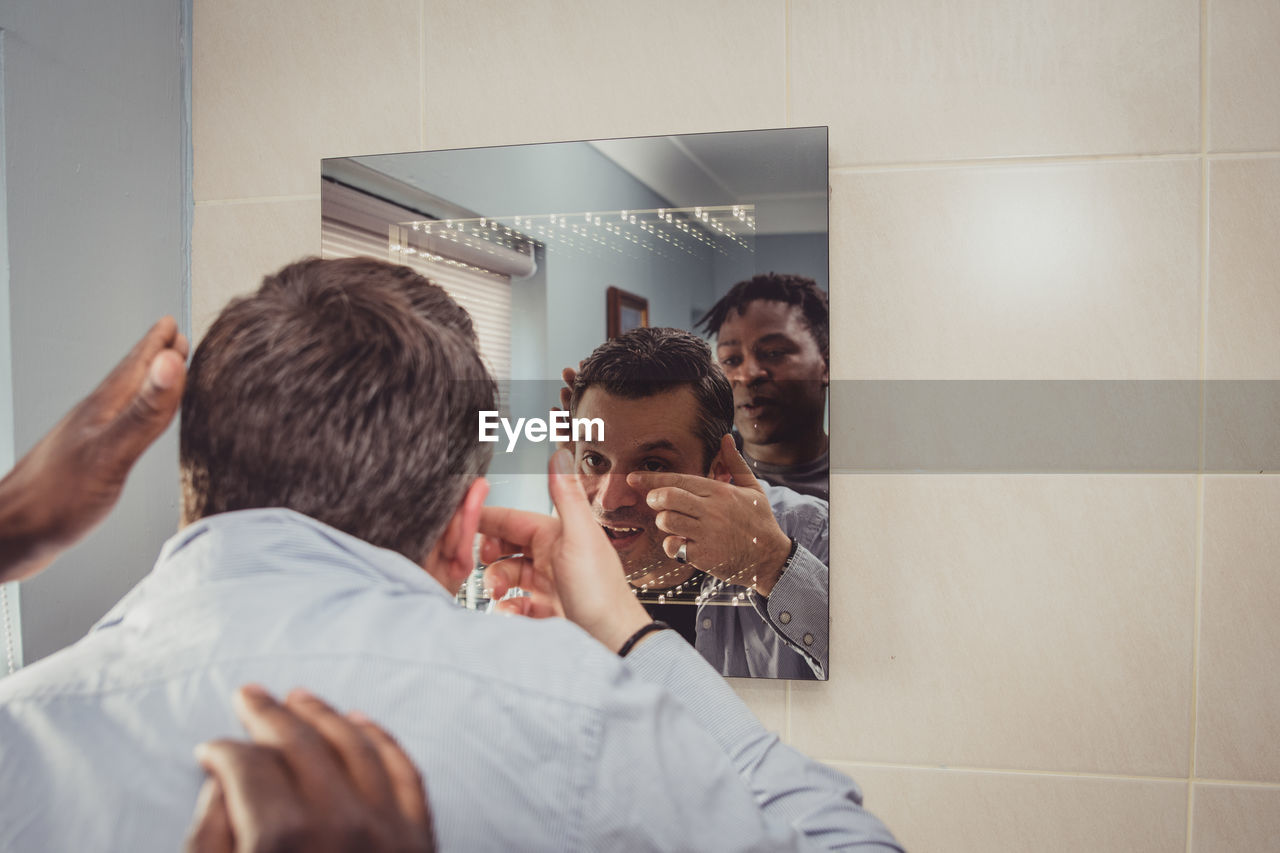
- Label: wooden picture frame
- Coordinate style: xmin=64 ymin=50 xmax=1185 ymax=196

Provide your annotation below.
xmin=606 ymin=286 xmax=649 ymax=338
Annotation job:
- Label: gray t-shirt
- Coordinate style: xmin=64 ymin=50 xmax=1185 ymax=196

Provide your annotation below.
xmin=744 ymin=447 xmax=829 ymax=501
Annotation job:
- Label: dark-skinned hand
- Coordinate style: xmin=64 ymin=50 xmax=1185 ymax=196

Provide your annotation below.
xmin=0 ymin=317 xmax=188 ymax=582
xmin=185 ymin=685 xmax=436 ymax=853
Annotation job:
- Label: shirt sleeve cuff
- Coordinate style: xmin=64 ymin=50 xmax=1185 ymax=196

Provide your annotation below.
xmin=755 ymin=545 xmax=828 ymax=678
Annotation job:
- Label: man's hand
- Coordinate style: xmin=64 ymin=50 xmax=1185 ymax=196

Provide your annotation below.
xmin=627 ymin=434 xmax=792 ymax=597
xmin=0 ymin=317 xmax=188 ymax=583
xmin=479 ymin=451 xmax=651 ymax=653
xmin=557 ymin=365 xmax=577 ymax=413
xmin=185 ymin=685 xmax=436 ymax=853
xmin=552 ymin=364 xmax=580 ymax=452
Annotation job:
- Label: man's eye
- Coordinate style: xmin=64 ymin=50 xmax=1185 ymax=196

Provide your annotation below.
xmin=761 ymin=349 xmax=787 ymax=360
xmin=639 ymin=459 xmax=668 ymax=473
xmin=580 ymin=453 xmax=607 ymax=473
xmin=720 ymin=356 xmax=742 ymax=367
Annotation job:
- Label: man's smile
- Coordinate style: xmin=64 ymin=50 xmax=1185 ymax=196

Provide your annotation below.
xmin=599 ymin=520 xmax=644 ymax=549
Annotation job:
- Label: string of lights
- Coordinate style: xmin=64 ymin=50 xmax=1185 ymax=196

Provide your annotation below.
xmin=390 ymin=204 xmax=756 ymax=267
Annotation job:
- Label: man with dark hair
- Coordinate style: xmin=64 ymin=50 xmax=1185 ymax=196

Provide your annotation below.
xmin=180 ymin=256 xmax=493 ymax=560
xmin=0 ymin=258 xmax=898 ymax=851
xmin=0 ymin=317 xmax=438 ymax=850
xmin=697 ymin=272 xmax=830 ymax=500
xmin=568 ymin=327 xmax=829 ymax=680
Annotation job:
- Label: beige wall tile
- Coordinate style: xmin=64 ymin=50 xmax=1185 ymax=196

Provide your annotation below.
xmin=832 ymin=160 xmax=1201 ymax=379
xmin=728 ymin=678 xmax=787 ymax=737
xmin=192 ymin=200 xmax=321 ymax=342
xmin=844 ymin=764 xmax=1186 ymax=853
xmin=1192 ymin=784 xmax=1280 ymax=853
xmin=1197 ymin=476 xmax=1280 ymax=783
xmin=790 ymin=0 xmax=1200 ymax=166
xmin=193 ymin=0 xmax=420 ymax=201
xmin=793 ymin=474 xmax=1196 ymax=776
xmin=1207 ymin=158 xmax=1280 ymax=379
xmin=420 ymin=0 xmax=786 ymax=151
xmin=1209 ymin=1 xmax=1280 ymax=151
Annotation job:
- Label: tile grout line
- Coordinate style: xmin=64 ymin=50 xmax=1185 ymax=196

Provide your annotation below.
xmin=1194 ymin=778 xmax=1280 ymax=789
xmin=784 ymin=680 xmax=792 ymax=743
xmin=823 ymin=759 xmax=1280 ymax=788
xmin=828 ymin=151 xmax=1280 ymax=175
xmin=828 ymin=469 xmax=1277 ymax=478
xmin=1188 ymin=473 xmax=1206 ymax=846
xmin=419 ymin=0 xmax=427 ymax=149
xmin=783 ymin=0 xmax=792 ymax=127
xmin=195 ymin=195 xmax=321 ymax=207
xmin=1187 ymin=2 xmax=1210 ymax=846
xmin=823 ymin=760 xmax=1184 ymax=783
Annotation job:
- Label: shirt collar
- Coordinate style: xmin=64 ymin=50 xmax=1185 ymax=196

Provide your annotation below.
xmin=94 ymin=508 xmax=453 ymax=630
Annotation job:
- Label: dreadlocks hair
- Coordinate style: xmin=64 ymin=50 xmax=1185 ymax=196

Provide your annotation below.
xmin=695 ymin=272 xmax=828 ymax=358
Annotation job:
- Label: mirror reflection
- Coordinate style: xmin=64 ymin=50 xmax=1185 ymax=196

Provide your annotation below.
xmin=321 ymin=127 xmax=829 ymax=679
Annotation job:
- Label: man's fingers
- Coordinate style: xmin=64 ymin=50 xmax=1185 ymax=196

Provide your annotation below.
xmin=478 ymin=506 xmax=550 ymax=552
xmin=482 ymin=556 xmax=528 ymax=600
xmin=93 ymin=317 xmax=181 ymax=406
xmin=101 ymin=340 xmax=187 ymax=463
xmin=547 ymin=450 xmax=596 ymax=534
xmin=654 ymin=510 xmax=698 ymax=540
xmin=626 ymin=470 xmax=717 ymax=498
xmin=490 ymin=597 xmax=532 ymax=616
xmin=194 ymin=739 xmax=300 ymax=850
xmin=284 ymin=689 xmax=397 ymax=813
xmin=643 ymin=486 xmax=703 ymax=517
xmin=558 ymin=366 xmax=579 ymax=414
xmin=347 ymin=713 xmax=433 ymax=831
xmin=717 ymin=433 xmax=763 ymax=491
xmin=183 ymin=777 xmax=233 ymax=853
xmin=231 ymin=685 xmax=346 ymax=802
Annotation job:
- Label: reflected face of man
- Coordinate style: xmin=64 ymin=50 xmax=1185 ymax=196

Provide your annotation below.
xmin=574 ymin=385 xmax=706 ymax=590
xmin=715 ymin=300 xmax=828 ymax=453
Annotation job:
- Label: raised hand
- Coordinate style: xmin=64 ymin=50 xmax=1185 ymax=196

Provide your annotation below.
xmin=626 ymin=434 xmax=792 ymax=596
xmin=478 ymin=450 xmax=651 ymax=653
xmin=0 ymin=317 xmax=188 ymax=582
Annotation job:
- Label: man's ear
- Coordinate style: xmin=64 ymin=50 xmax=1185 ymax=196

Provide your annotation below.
xmin=428 ymin=477 xmax=489 ymax=588
xmin=709 ymin=434 xmax=734 ymax=483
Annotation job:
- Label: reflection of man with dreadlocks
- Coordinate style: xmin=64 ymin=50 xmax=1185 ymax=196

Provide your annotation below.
xmin=566 ymin=328 xmax=828 ymax=680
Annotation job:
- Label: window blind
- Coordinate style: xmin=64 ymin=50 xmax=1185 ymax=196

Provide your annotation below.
xmin=320 ymin=184 xmax=515 ymax=382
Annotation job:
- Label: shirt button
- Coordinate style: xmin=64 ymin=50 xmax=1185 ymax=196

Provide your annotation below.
xmin=701 ymin=618 xmax=712 ymax=630
xmin=803 ymin=633 xmax=814 ymax=646
xmin=779 ymin=612 xmax=792 ymax=625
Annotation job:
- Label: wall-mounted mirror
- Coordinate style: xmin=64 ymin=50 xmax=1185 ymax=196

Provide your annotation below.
xmin=322 ymin=127 xmax=829 ymax=679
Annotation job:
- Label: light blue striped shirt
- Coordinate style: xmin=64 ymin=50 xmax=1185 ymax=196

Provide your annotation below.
xmin=0 ymin=509 xmax=899 ymax=851
xmin=697 ymin=482 xmax=829 ymax=680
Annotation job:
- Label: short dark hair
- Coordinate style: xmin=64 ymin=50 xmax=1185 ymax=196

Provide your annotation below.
xmin=180 ymin=256 xmax=496 ymax=564
xmin=569 ymin=327 xmax=732 ymax=469
xmin=695 ymin=272 xmax=829 ymax=357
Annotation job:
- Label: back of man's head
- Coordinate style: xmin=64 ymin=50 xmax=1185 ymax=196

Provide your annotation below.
xmin=180 ymin=256 xmax=495 ymax=564
xmin=569 ymin=327 xmax=732 ymax=469
xmin=695 ymin=272 xmax=829 ymax=358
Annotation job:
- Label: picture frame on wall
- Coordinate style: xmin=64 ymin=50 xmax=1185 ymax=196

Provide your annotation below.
xmin=606 ymin=286 xmax=649 ymax=338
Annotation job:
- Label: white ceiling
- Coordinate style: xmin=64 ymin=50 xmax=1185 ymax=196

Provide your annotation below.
xmin=590 ymin=127 xmax=827 ymax=235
